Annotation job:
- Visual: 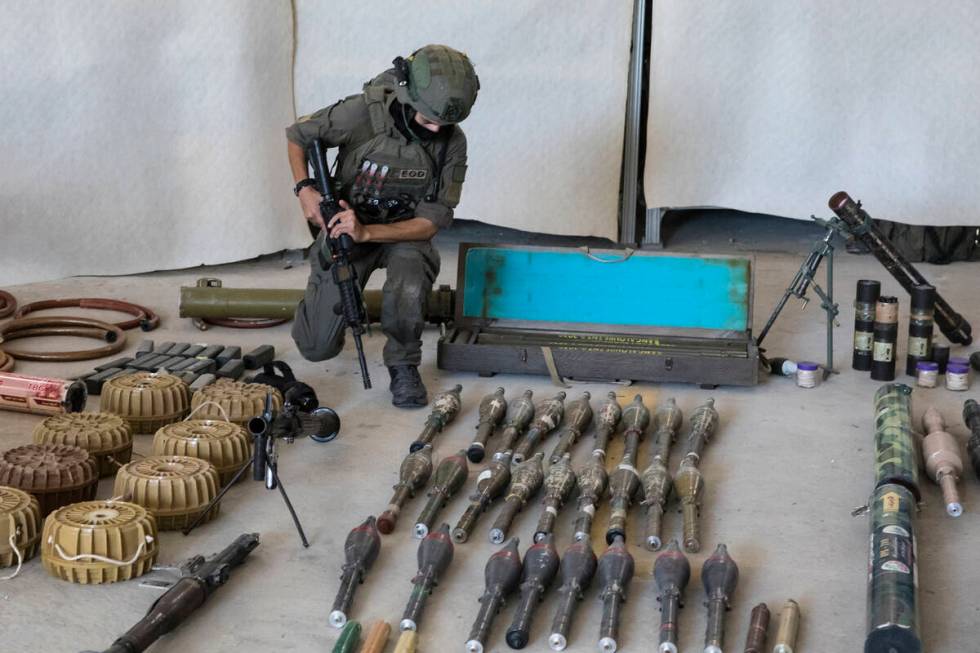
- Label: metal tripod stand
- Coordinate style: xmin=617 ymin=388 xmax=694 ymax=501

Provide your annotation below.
xmin=756 ymin=222 xmax=840 ymax=377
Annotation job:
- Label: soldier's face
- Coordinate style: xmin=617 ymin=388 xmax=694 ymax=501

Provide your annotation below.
xmin=413 ymin=112 xmax=444 ymax=133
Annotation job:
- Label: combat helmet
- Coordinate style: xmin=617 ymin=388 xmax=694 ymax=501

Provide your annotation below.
xmin=394 ymin=44 xmax=479 ymax=124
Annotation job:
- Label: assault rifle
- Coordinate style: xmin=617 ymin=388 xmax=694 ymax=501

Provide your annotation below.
xmin=81 ymin=533 xmax=260 ymax=653
xmin=308 ymin=138 xmax=372 ymax=389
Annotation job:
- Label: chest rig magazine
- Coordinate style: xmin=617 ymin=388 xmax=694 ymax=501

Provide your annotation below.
xmin=437 ymin=244 xmax=760 ymax=387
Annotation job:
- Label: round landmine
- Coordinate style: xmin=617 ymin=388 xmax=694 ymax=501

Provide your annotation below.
xmin=0 ymin=486 xmax=42 ymax=568
xmin=0 ymin=444 xmax=99 ymax=516
xmin=113 ymin=455 xmax=221 ymax=530
xmin=101 ymin=372 xmax=190 ymax=434
xmin=33 ymin=412 xmax=133 ymax=478
xmin=190 ymin=380 xmax=283 ymax=426
xmin=41 ymin=500 xmax=158 ymax=584
xmin=151 ymin=419 xmax=251 ymax=486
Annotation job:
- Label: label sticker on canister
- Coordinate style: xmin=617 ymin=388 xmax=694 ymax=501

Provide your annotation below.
xmin=873 ymin=342 xmax=894 ymax=362
xmin=854 ymin=331 xmax=873 ymax=352
xmin=882 ymin=491 xmax=901 ymax=513
xmin=907 ymin=336 xmax=929 ymax=357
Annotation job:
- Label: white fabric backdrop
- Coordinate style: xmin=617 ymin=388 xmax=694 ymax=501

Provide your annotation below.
xmin=0 ymin=1 xmax=303 ymax=286
xmin=645 ymin=1 xmax=980 ymax=226
xmin=293 ymin=0 xmax=632 ymax=241
xmin=0 ymin=2 xmax=632 ymax=285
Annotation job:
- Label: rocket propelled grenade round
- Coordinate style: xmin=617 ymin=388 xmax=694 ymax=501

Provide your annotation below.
xmin=414 ymin=450 xmax=469 ymax=539
xmin=682 ymin=398 xmax=718 ymax=463
xmin=513 ymin=392 xmax=566 ymax=463
xmin=828 ymin=191 xmax=973 ymax=346
xmin=592 ymin=391 xmax=622 ymax=457
xmin=596 ymin=535 xmax=635 ymax=653
xmin=465 ymin=538 xmax=523 ymax=653
xmin=409 ymin=385 xmax=463 ymax=453
xmin=572 ymin=452 xmax=608 ymax=542
xmin=330 ymin=516 xmax=382 ymax=629
xmin=963 ymin=399 xmax=980 ymax=480
xmin=505 ymin=534 xmax=560 ymax=649
xmin=379 ymin=445 xmax=434 ymax=534
xmin=550 ymin=392 xmax=593 ymax=463
xmin=604 ymin=395 xmax=648 ymax=544
xmin=499 ymin=390 xmax=535 ymax=453
xmin=653 ymin=539 xmax=690 ymax=653
xmin=922 ymin=406 xmax=964 ymax=517
xmin=742 ymin=602 xmax=770 ymax=653
xmin=454 ymin=451 xmax=513 ymax=543
xmin=534 ymin=453 xmax=577 ymax=542
xmin=701 ymin=543 xmax=739 ymax=653
xmin=468 ymin=387 xmax=507 ymax=463
xmin=641 ymin=398 xmax=682 ymax=551
xmin=489 ymin=452 xmax=545 ymax=544
xmin=675 ymin=398 xmax=717 ymax=553
xmin=548 ymin=539 xmax=598 ymax=651
xmin=400 ymin=524 xmax=455 ymax=632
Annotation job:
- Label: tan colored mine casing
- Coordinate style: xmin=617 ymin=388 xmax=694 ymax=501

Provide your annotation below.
xmin=190 ymin=380 xmax=283 ymax=426
xmin=0 ymin=444 xmax=99 ymax=516
xmin=101 ymin=372 xmax=190 ymax=434
xmin=0 ymin=371 xmax=87 ymax=415
xmin=0 ymin=486 xmax=42 ymax=568
xmin=773 ymin=599 xmax=800 ymax=653
xmin=33 ymin=412 xmax=133 ymax=478
xmin=41 ymin=500 xmax=159 ymax=584
xmin=113 ymin=456 xmax=221 ymax=530
xmin=359 ymin=621 xmax=391 ymax=653
xmin=152 ymin=419 xmax=252 ymax=486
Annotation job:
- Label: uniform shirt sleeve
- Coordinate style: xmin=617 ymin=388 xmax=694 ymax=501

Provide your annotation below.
xmin=414 ymin=128 xmax=468 ymax=230
xmin=285 ymin=94 xmax=370 ymax=150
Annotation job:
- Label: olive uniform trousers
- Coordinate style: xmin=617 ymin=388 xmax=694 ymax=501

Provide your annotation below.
xmin=292 ymin=235 xmax=440 ymax=368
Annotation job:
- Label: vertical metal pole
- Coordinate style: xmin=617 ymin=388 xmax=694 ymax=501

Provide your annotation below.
xmin=826 ymin=245 xmax=835 ymax=375
xmin=620 ymin=0 xmax=647 ymax=245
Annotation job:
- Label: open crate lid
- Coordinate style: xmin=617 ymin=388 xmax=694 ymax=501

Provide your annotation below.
xmin=454 ymin=243 xmax=754 ymax=340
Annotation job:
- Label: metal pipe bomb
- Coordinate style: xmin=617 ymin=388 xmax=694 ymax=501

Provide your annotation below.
xmin=409 ymin=385 xmax=463 ymax=452
xmin=378 ymin=445 xmax=434 ymax=535
xmin=547 ymin=539 xmax=598 ymax=651
xmin=641 ymin=398 xmax=683 ymax=551
xmin=592 ymin=391 xmax=622 ymax=457
xmin=963 ymin=399 xmax=980 ymax=480
xmin=742 ymin=602 xmax=769 ymax=653
xmin=701 ymin=543 xmax=739 ymax=653
xmin=400 ymin=523 xmax=455 ymax=632
xmin=499 ymin=390 xmax=535 ymax=453
xmin=653 ymin=539 xmax=690 ymax=653
xmin=454 ymin=451 xmax=513 ymax=543
xmin=922 ymin=406 xmax=964 ymax=517
xmin=604 ymin=395 xmax=649 ymax=544
xmin=465 ymin=538 xmax=523 ymax=653
xmin=513 ymin=392 xmax=566 ymax=463
xmin=572 ymin=452 xmax=608 ymax=542
xmin=549 ymin=392 xmax=593 ymax=463
xmin=533 ymin=453 xmax=577 ymax=542
xmin=468 ymin=387 xmax=508 ymax=463
xmin=414 ymin=450 xmax=469 ymax=539
xmin=505 ymin=534 xmax=560 ymax=649
xmin=773 ymin=599 xmax=800 ymax=653
xmin=330 ymin=517 xmax=382 ymax=629
xmin=490 ymin=453 xmax=545 ymax=544
xmin=596 ymin=535 xmax=635 ymax=653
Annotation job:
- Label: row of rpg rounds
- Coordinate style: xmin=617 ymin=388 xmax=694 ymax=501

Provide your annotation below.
xmin=374 ymin=384 xmax=723 ymax=553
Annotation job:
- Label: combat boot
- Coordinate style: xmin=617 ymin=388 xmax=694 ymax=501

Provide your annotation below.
xmin=389 ymin=365 xmax=428 ymax=408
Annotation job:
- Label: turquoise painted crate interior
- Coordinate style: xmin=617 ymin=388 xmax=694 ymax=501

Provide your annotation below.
xmin=461 ymin=246 xmax=751 ymax=331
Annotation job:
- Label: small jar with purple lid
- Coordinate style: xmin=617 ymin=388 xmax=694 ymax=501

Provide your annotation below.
xmin=946 ymin=363 xmax=971 ymax=391
xmin=796 ymin=361 xmax=821 ymax=388
xmin=916 ymin=361 xmax=939 ymax=388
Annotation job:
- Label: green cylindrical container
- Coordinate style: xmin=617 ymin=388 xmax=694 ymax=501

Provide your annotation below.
xmin=864 ymin=483 xmax=921 ymax=653
xmin=872 ymin=384 xmax=920 ymax=499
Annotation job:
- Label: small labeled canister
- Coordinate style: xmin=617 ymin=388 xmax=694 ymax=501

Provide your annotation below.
xmin=915 ymin=362 xmax=938 ymax=388
xmin=796 ymin=362 xmax=821 ymax=389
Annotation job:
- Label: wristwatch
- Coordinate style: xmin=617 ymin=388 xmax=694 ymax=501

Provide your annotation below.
xmin=293 ymin=178 xmax=317 ymax=196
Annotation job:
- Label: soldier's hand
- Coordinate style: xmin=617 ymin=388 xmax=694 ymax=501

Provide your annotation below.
xmin=328 ymin=200 xmax=368 ymax=243
xmin=298 ymin=186 xmax=325 ymax=230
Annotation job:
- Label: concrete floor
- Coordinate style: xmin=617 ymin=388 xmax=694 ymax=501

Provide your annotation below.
xmin=2 ymin=217 xmax=979 ymax=652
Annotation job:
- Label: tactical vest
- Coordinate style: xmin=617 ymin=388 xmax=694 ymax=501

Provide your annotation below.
xmin=336 ymin=80 xmax=451 ymax=225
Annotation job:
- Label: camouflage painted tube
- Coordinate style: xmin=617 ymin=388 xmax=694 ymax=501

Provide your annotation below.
xmin=872 ymin=384 xmax=920 ymax=498
xmin=865 ymin=483 xmax=921 ymax=653
xmin=961 ymin=399 xmax=980 ymax=480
